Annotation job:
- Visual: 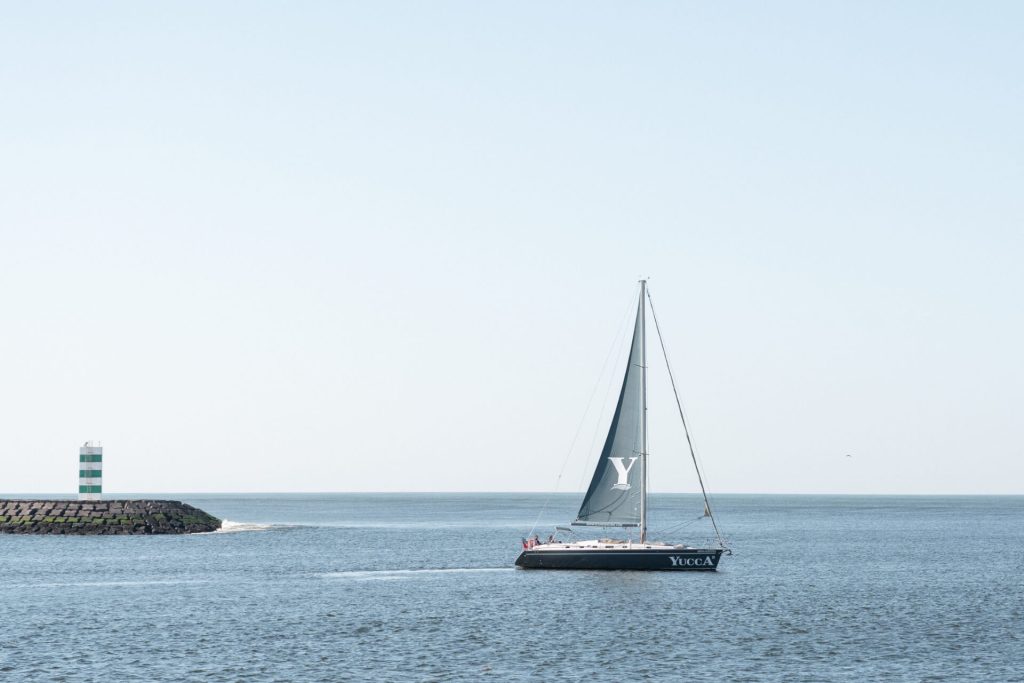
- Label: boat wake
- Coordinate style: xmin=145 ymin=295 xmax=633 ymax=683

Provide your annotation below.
xmin=310 ymin=521 xmax=528 ymax=529
xmin=214 ymin=520 xmax=289 ymax=533
xmin=320 ymin=568 xmax=513 ymax=581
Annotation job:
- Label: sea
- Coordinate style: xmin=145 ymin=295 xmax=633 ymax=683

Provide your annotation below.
xmin=1 ymin=493 xmax=1022 ymax=682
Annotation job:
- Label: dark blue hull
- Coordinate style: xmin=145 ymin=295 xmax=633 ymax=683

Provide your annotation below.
xmin=515 ymin=547 xmax=723 ymax=571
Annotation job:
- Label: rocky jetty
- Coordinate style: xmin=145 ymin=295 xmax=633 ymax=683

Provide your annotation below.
xmin=0 ymin=499 xmax=221 ymax=535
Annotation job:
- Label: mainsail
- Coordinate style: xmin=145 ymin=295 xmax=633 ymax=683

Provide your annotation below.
xmin=574 ymin=287 xmax=646 ymax=527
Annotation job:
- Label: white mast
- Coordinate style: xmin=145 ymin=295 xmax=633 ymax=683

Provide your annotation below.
xmin=639 ymin=279 xmax=648 ymax=543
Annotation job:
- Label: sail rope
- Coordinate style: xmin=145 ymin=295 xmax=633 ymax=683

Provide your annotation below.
xmin=646 ymin=288 xmax=727 ymax=549
xmin=527 ymin=287 xmax=638 ymax=538
xmin=649 ymin=513 xmax=705 ymax=537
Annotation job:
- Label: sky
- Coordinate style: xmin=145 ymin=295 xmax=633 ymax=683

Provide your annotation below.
xmin=1 ymin=2 xmax=1021 ymax=494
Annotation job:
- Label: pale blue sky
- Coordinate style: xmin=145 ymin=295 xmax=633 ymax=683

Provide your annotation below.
xmin=1 ymin=2 xmax=1021 ymax=494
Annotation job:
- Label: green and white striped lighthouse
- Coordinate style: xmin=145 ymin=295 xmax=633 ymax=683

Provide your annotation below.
xmin=79 ymin=442 xmax=102 ymax=501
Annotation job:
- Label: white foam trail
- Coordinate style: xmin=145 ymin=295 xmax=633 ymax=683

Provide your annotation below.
xmin=303 ymin=528 xmax=528 ymax=532
xmin=214 ymin=520 xmax=278 ymax=533
xmin=320 ymin=567 xmax=513 ymax=581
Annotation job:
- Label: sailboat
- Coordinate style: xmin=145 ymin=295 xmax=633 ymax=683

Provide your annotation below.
xmin=515 ymin=280 xmax=728 ymax=571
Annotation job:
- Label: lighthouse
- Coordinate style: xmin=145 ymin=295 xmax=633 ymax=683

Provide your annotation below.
xmin=78 ymin=442 xmax=102 ymax=501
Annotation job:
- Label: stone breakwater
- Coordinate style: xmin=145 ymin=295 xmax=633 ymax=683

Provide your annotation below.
xmin=0 ymin=500 xmax=221 ymax=535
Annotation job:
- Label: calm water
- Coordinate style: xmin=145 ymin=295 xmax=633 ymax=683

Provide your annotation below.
xmin=1 ymin=494 xmax=1022 ymax=682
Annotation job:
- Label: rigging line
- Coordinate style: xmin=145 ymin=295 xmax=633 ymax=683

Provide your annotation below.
xmin=649 ymin=514 xmax=704 ymax=537
xmin=691 ymin=440 xmax=721 ymax=527
xmin=528 ymin=285 xmax=639 ymax=537
xmin=646 ymin=287 xmax=727 ymax=548
xmin=674 ymin=389 xmax=723 ymax=536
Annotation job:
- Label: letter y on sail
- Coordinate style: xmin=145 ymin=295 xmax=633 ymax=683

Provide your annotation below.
xmin=608 ymin=457 xmax=639 ymax=490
